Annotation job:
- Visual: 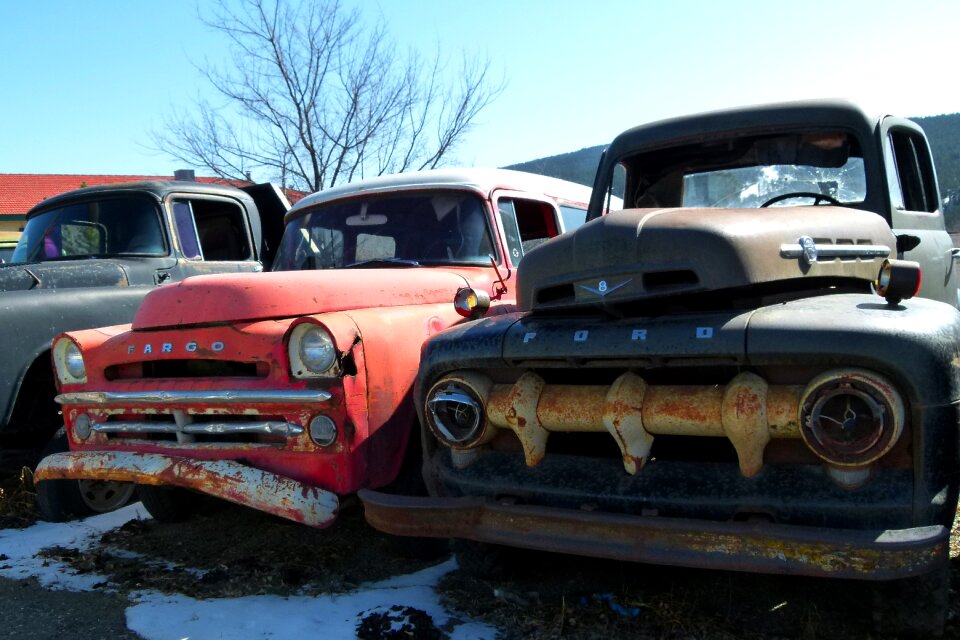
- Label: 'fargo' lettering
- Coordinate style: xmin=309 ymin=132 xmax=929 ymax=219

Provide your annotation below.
xmin=126 ymin=340 xmax=227 ymax=355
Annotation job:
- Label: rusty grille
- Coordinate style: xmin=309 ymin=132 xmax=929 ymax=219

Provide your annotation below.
xmin=101 ymin=413 xmax=292 ymax=445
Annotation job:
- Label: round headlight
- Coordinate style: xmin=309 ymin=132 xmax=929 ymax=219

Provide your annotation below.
xmin=799 ymin=369 xmax=904 ymax=467
xmin=298 ymin=326 xmax=336 ymax=374
xmin=425 ymin=375 xmax=492 ymax=448
xmin=64 ymin=341 xmax=86 ymax=380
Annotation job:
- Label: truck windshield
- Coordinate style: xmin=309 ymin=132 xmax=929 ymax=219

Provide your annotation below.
xmin=12 ymin=196 xmax=166 ymax=263
xmin=620 ymin=131 xmax=867 ymax=209
xmin=273 ymin=191 xmax=497 ymax=271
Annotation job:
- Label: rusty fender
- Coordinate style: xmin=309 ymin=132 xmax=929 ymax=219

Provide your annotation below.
xmin=357 ymin=490 xmax=947 ymax=580
xmin=36 ymin=451 xmax=339 ymax=528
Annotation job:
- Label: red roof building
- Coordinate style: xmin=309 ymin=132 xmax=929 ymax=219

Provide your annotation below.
xmin=0 ymin=173 xmax=306 ymax=233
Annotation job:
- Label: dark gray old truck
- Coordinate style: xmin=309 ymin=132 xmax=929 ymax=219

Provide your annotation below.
xmin=0 ymin=179 xmax=286 ymax=515
xmin=360 ymin=101 xmax=960 ymax=635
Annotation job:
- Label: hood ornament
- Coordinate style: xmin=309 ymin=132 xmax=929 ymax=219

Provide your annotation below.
xmin=799 ymin=236 xmax=817 ymax=265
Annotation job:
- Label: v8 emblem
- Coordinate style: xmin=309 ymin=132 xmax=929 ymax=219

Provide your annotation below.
xmin=580 ymin=278 xmax=631 ymax=297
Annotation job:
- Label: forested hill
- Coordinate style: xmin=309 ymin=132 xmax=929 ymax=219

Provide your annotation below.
xmin=506 ymin=112 xmax=960 ymax=229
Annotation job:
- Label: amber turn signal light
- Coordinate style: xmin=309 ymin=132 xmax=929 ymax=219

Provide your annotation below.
xmin=454 ymin=287 xmax=491 ymax=319
xmin=876 ymin=259 xmax=921 ymax=305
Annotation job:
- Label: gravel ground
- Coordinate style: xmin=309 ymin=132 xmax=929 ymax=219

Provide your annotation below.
xmin=0 ymin=577 xmax=138 ymax=640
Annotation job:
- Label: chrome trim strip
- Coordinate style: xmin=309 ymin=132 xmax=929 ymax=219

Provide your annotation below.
xmin=56 ymin=389 xmax=332 ymax=405
xmin=92 ymin=421 xmax=305 ymax=436
xmin=780 ymin=242 xmax=890 ymax=261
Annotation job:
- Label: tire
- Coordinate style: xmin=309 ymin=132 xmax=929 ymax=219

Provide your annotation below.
xmin=872 ymin=562 xmax=949 ymax=638
xmin=137 ymin=484 xmax=202 ymax=522
xmin=452 ymin=539 xmax=508 ymax=579
xmin=35 ymin=434 xmax=135 ymax=522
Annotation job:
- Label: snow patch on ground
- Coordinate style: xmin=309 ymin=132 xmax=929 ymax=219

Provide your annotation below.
xmin=126 ymin=560 xmax=496 ymax=640
xmin=0 ymin=503 xmax=149 ymax=589
xmin=0 ymin=504 xmax=497 ymax=639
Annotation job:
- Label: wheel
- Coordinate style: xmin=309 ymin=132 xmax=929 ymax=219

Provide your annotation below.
xmin=136 ymin=484 xmax=202 ymax=522
xmin=452 ymin=539 xmax=508 ymax=579
xmin=760 ymin=191 xmax=843 ymax=208
xmin=35 ymin=434 xmax=135 ymax=522
xmin=872 ymin=562 xmax=949 ymax=637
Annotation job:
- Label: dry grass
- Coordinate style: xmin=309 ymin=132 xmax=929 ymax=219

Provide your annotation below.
xmin=0 ymin=467 xmax=38 ymax=528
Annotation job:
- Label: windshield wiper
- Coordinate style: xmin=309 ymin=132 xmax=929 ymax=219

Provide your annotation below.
xmin=343 ymin=258 xmax=421 ymax=269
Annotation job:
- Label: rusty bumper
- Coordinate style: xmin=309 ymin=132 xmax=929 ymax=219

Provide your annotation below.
xmin=36 ymin=451 xmax=339 ymax=528
xmin=357 ymin=490 xmax=947 ymax=580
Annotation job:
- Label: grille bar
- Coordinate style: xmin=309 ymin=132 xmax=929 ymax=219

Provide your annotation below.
xmin=57 ymin=389 xmax=331 ymax=406
xmin=93 ymin=421 xmax=304 ymax=437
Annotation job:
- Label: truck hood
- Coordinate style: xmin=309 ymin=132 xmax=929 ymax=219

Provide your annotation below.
xmin=518 ymin=206 xmax=896 ymax=310
xmin=132 ymin=269 xmax=471 ymax=329
xmin=0 ymin=261 xmax=129 ymax=293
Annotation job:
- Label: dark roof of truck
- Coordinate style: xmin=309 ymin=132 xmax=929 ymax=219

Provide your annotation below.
xmin=25 ymin=180 xmax=252 ymax=217
xmin=604 ymin=100 xmax=880 ymax=159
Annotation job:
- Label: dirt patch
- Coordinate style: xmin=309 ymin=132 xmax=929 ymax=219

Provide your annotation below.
xmin=434 ymin=550 xmax=877 ymax=640
xmin=356 ymin=605 xmax=446 ymax=640
xmin=43 ymin=497 xmax=441 ymax=600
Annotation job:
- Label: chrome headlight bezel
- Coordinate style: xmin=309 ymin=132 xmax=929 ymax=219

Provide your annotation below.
xmin=424 ymin=372 xmax=494 ymax=449
xmin=799 ymin=369 xmax=904 ymax=467
xmin=288 ymin=322 xmax=338 ymax=379
xmin=53 ymin=337 xmax=87 ymax=385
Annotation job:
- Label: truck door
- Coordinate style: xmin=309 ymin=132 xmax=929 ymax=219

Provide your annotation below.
xmin=881 ymin=118 xmax=960 ymax=306
xmin=166 ymin=195 xmax=263 ymax=282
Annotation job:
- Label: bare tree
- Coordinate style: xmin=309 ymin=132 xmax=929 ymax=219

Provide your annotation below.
xmin=154 ymin=0 xmax=504 ymax=192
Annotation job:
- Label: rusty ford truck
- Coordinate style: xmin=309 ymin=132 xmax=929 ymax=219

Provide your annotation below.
xmin=35 ymin=169 xmax=594 ymax=528
xmin=359 ymin=102 xmax=960 ymax=636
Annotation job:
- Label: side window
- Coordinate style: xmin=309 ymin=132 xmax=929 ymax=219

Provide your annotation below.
xmin=497 ymin=197 xmax=561 ymax=263
xmin=885 ymin=130 xmax=938 ymax=213
xmin=172 ymin=202 xmax=202 ymax=259
xmin=172 ymin=198 xmax=252 ymax=261
xmin=607 ymin=163 xmax=626 ymax=211
xmin=498 ymin=200 xmax=523 ymax=263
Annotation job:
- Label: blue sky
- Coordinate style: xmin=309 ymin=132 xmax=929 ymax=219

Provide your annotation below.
xmin=1 ymin=0 xmax=958 ymax=180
